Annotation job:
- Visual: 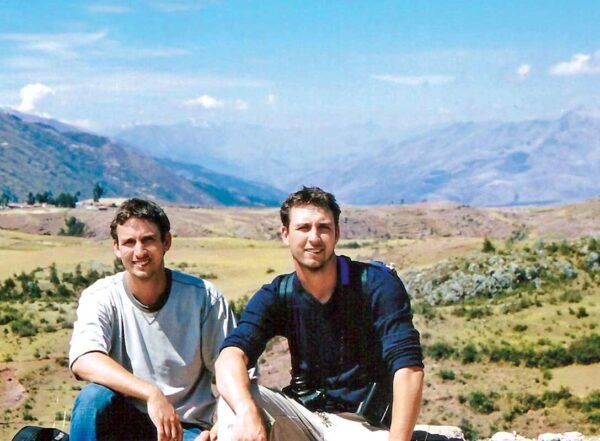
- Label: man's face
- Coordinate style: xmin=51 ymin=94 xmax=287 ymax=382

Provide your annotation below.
xmin=113 ymin=217 xmax=171 ymax=281
xmin=281 ymin=204 xmax=339 ymax=272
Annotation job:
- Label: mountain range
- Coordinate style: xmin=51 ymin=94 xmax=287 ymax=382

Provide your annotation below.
xmin=116 ymin=107 xmax=600 ymax=206
xmin=0 ymin=110 xmax=284 ymax=206
xmin=1 ymin=106 xmax=599 ymax=207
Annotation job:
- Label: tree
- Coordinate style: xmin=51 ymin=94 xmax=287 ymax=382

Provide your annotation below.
xmin=27 ymin=192 xmax=35 ymax=205
xmin=93 ymin=182 xmax=104 ymax=202
xmin=55 ymin=191 xmax=80 ymax=208
xmin=59 ymin=216 xmax=87 ymax=237
xmin=35 ymin=191 xmax=54 ymax=204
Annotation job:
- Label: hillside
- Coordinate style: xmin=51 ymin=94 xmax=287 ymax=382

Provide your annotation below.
xmin=0 ymin=111 xmax=283 ymax=207
xmin=0 ymin=198 xmax=598 ymax=242
xmin=0 ymin=229 xmax=598 ymax=439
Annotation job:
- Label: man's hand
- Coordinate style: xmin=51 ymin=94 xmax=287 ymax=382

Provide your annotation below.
xmin=231 ymin=404 xmax=267 ymax=441
xmin=147 ymin=387 xmax=183 ymax=441
xmin=196 ymin=425 xmax=218 ymax=441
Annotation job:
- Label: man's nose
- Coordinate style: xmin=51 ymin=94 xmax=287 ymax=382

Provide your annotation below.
xmin=308 ymin=227 xmax=321 ymax=242
xmin=133 ymin=241 xmax=147 ymax=256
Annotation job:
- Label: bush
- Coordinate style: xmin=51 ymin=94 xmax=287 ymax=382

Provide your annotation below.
xmin=10 ymin=318 xmax=38 ymax=337
xmin=59 ymin=216 xmax=87 ymax=237
xmin=570 ymin=334 xmax=600 ymax=364
xmin=230 ymin=294 xmax=250 ymax=320
xmin=438 ymin=369 xmax=456 ymax=381
xmin=426 ymin=342 xmax=456 ymax=360
xmin=461 ymin=344 xmax=480 ymax=364
xmin=482 ymin=238 xmax=496 ymax=253
xmin=467 ymin=390 xmax=496 ymax=414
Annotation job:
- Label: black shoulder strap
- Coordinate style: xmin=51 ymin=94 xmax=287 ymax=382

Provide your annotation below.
xmin=277 ymin=273 xmax=300 ymax=373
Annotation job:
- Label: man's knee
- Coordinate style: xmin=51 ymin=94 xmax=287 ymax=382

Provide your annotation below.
xmin=73 ymin=383 xmax=121 ymax=414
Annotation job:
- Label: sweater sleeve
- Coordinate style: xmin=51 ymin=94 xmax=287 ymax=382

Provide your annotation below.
xmin=220 ymin=280 xmax=280 ymax=368
xmin=369 ymin=267 xmax=424 ymax=373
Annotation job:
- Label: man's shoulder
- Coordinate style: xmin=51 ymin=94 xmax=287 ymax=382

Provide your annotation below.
xmin=82 ymin=272 xmax=123 ymax=296
xmin=169 ymin=269 xmax=223 ymax=303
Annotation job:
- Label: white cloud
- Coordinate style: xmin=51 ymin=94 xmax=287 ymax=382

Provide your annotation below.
xmin=550 ymin=51 xmax=600 ymax=76
xmin=146 ymin=1 xmax=204 ymax=12
xmin=87 ymin=4 xmax=132 ymax=13
xmin=4 ymin=57 xmax=50 ymax=70
xmin=0 ymin=30 xmax=107 ymax=58
xmin=234 ymin=99 xmax=248 ymax=111
xmin=16 ymin=83 xmax=55 ymax=113
xmin=437 ymin=107 xmax=451 ymax=115
xmin=266 ymin=94 xmax=277 ymax=105
xmin=516 ymin=64 xmax=531 ymax=79
xmin=184 ymin=94 xmax=224 ymax=109
xmin=371 ymin=74 xmax=455 ymax=86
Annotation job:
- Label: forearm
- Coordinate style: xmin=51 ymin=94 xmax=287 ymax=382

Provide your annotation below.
xmin=389 ymin=366 xmax=424 ymax=441
xmin=215 ymin=347 xmax=257 ymax=414
xmin=71 ymin=351 xmax=160 ymax=401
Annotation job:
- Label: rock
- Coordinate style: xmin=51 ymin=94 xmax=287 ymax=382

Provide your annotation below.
xmin=538 ymin=434 xmax=562 ymax=441
xmin=562 ymin=433 xmax=584 ymax=441
xmin=413 ymin=424 xmax=465 ymax=441
xmin=490 ymin=432 xmax=533 ymax=441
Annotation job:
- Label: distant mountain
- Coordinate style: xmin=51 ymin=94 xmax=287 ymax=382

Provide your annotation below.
xmin=114 ymin=121 xmax=408 ymax=191
xmin=0 ymin=111 xmax=283 ymax=206
xmin=116 ymin=108 xmax=600 ymax=206
xmin=322 ymin=107 xmax=600 ymax=205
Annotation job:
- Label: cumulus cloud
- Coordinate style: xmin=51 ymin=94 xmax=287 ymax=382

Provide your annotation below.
xmin=16 ymin=83 xmax=55 ymax=113
xmin=371 ymin=74 xmax=455 ymax=86
xmin=550 ymin=51 xmax=600 ymax=76
xmin=516 ymin=64 xmax=531 ymax=79
xmin=184 ymin=94 xmax=224 ymax=109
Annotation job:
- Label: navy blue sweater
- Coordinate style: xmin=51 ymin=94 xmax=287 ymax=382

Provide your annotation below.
xmin=221 ymin=255 xmax=423 ymax=410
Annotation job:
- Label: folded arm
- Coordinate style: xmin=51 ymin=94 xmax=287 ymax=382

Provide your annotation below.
xmin=215 ymin=346 xmax=267 ymax=441
xmin=389 ymin=366 xmax=424 ymax=441
xmin=72 ymin=351 xmax=182 ymax=441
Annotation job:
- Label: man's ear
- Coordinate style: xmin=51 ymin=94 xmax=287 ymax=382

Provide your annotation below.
xmin=113 ymin=239 xmax=121 ymax=259
xmin=280 ymin=225 xmax=289 ymax=246
xmin=163 ymin=232 xmax=172 ymax=253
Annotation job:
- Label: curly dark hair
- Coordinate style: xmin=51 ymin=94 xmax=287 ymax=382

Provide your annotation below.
xmin=110 ymin=198 xmax=170 ymax=241
xmin=280 ymin=186 xmax=341 ymax=227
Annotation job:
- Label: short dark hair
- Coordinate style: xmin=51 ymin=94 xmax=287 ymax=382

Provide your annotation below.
xmin=280 ymin=186 xmax=341 ymax=228
xmin=110 ymin=198 xmax=171 ymax=241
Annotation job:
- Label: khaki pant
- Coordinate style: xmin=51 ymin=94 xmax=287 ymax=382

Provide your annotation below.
xmin=218 ymin=385 xmax=391 ymax=441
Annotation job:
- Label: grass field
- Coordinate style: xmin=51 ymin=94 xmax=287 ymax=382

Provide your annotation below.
xmin=0 ymin=228 xmax=598 ymax=439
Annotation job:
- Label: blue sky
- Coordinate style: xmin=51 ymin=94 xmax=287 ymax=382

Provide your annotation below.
xmin=1 ymin=0 xmax=600 ymax=131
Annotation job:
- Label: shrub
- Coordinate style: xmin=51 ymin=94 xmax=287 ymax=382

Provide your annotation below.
xmin=461 ymin=344 xmax=480 ymax=364
xmin=438 ymin=369 xmax=456 ymax=381
xmin=576 ymin=307 xmax=589 ymax=318
xmin=10 ymin=318 xmax=38 ymax=337
xmin=467 ymin=390 xmax=496 ymax=414
xmin=459 ymin=418 xmax=478 ymax=441
xmin=230 ymin=294 xmax=250 ymax=320
xmin=513 ymin=324 xmax=528 ymax=332
xmin=482 ymin=238 xmax=496 ymax=253
xmin=59 ymin=216 xmax=87 ymax=237
xmin=570 ymin=334 xmax=600 ymax=364
xmin=426 ymin=342 xmax=456 ymax=360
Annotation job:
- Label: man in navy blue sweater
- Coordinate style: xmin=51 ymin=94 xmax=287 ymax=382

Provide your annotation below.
xmin=215 ymin=187 xmax=424 ymax=441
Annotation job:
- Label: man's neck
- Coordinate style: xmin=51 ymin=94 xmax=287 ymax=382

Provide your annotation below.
xmin=124 ymin=268 xmax=168 ymax=307
xmin=295 ymin=255 xmax=338 ymax=304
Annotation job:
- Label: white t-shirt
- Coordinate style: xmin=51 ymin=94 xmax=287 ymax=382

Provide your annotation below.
xmin=69 ymin=270 xmax=235 ymax=427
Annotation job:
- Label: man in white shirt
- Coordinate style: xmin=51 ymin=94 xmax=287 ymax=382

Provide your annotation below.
xmin=69 ymin=198 xmax=234 ymax=441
